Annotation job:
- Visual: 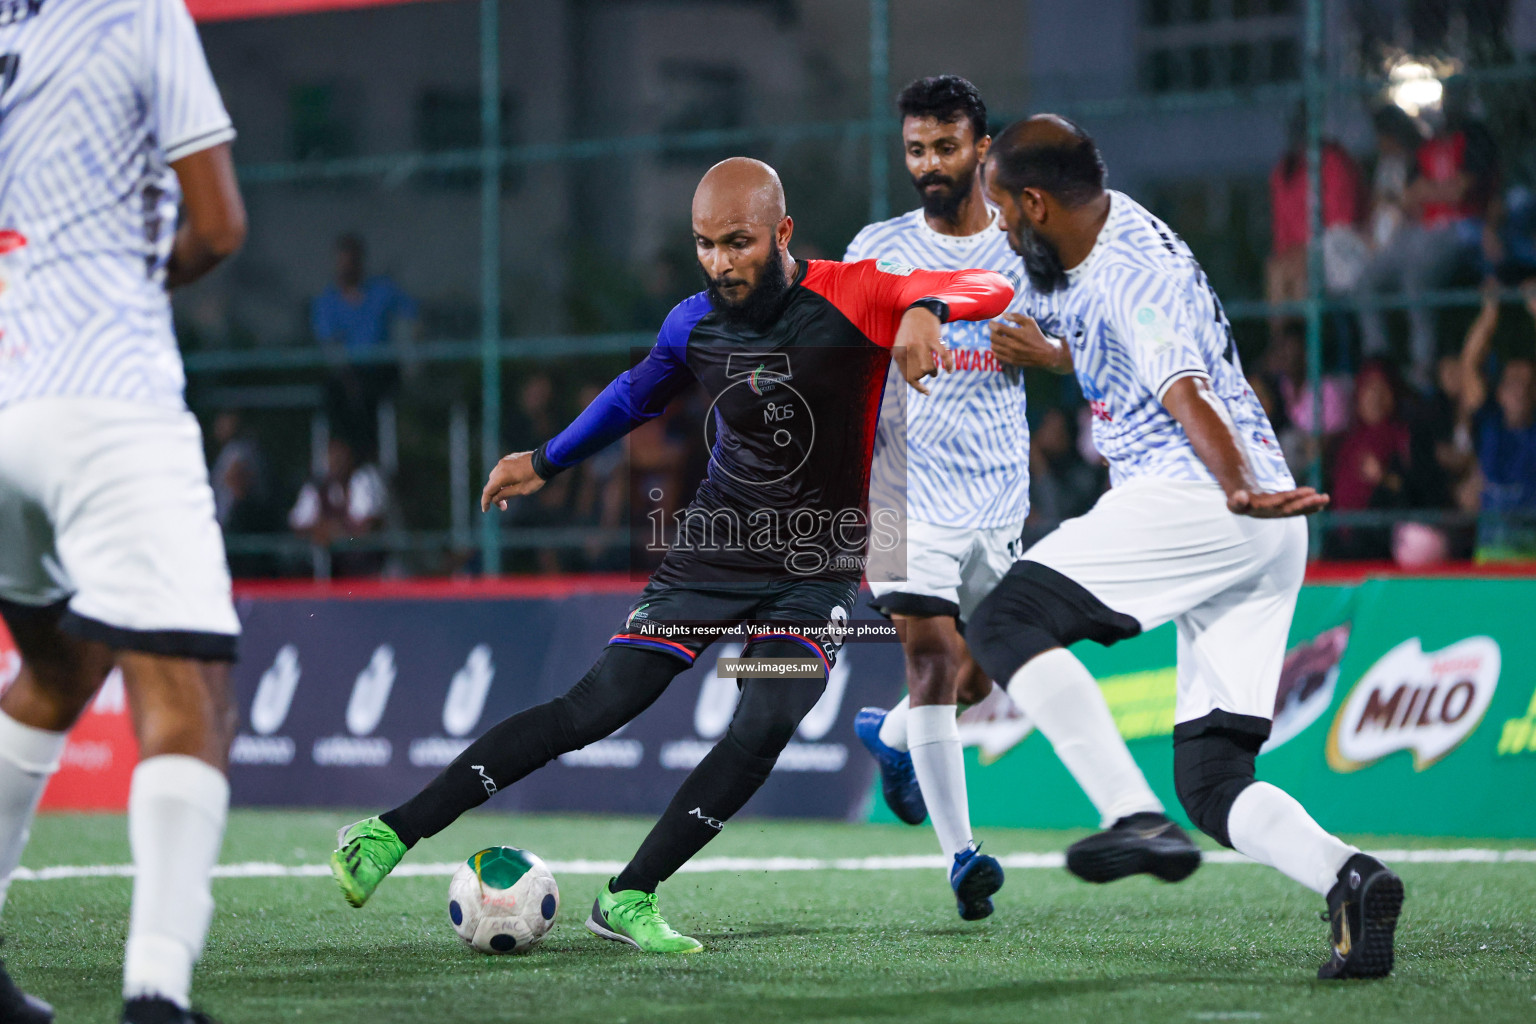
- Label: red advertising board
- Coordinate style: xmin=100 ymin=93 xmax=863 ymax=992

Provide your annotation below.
xmin=186 ymin=0 xmax=447 ymax=23
xmin=0 ymin=618 xmax=138 ymax=812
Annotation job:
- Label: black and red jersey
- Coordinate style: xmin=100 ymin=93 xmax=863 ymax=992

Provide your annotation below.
xmin=534 ymin=257 xmax=1013 ymax=584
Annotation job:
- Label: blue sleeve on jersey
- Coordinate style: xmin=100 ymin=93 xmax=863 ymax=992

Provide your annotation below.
xmin=542 ymin=293 xmax=706 ymax=468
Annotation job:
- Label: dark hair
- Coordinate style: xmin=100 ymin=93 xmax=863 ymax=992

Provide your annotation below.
xmin=897 ymin=75 xmax=988 ymax=143
xmin=988 ymin=116 xmax=1106 ymax=207
xmin=336 ymin=232 xmax=365 ymax=258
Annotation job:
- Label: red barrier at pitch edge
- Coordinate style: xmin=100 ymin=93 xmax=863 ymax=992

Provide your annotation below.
xmin=186 ymin=0 xmax=448 ymax=24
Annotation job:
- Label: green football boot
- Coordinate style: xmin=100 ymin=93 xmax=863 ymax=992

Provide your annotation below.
xmin=329 ymin=816 xmax=407 ymax=908
xmin=585 ymin=880 xmax=704 ymax=953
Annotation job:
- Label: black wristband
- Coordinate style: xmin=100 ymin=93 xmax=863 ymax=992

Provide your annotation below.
xmin=907 ymin=297 xmax=950 ymax=324
xmin=530 ymin=444 xmax=565 ymax=481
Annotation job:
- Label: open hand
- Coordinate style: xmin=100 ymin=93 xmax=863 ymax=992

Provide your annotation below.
xmin=481 ymin=451 xmax=545 ymax=511
xmin=1228 ymin=486 xmax=1330 ymax=518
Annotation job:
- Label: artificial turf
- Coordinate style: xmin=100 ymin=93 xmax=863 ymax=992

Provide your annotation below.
xmin=4 ymin=811 xmax=1534 ymax=1023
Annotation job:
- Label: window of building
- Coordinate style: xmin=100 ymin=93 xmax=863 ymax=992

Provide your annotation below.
xmin=1141 ymin=0 xmax=1300 ymax=94
xmin=414 ymin=88 xmax=520 ymax=192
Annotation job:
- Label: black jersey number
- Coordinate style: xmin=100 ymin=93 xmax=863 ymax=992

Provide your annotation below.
xmin=0 ymin=54 xmax=18 ymax=98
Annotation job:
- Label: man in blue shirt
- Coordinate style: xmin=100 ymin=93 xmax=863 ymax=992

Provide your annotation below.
xmin=312 ymin=234 xmax=417 ymax=457
xmin=1460 ymin=285 xmax=1536 ymax=558
xmin=311 ymin=233 xmax=417 ymax=353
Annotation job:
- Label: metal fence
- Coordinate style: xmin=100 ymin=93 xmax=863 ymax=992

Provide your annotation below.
xmin=186 ymin=0 xmax=1536 ymax=576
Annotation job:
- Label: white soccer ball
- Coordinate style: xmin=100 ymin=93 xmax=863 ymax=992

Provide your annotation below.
xmin=447 ymin=846 xmax=559 ymax=955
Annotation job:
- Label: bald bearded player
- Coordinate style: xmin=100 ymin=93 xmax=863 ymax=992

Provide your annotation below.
xmin=328 ymin=158 xmax=1014 ymax=953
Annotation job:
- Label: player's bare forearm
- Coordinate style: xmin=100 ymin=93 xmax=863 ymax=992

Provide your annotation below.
xmin=990 ymin=314 xmax=1073 ymax=373
xmin=1162 ymin=376 xmax=1329 ymax=518
xmin=166 ymin=143 xmax=246 ymax=289
xmin=896 ymin=306 xmax=953 ymax=395
xmin=482 ymin=451 xmax=546 ymax=511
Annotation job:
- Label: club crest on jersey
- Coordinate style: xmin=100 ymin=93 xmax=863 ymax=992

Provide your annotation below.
xmin=1132 ymin=304 xmax=1178 ymax=355
xmin=874 ymin=258 xmax=917 ymax=277
xmin=726 ymin=351 xmax=792 ymax=395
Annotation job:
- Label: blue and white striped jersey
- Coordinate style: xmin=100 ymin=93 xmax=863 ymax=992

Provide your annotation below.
xmin=845 ymin=208 xmax=1031 ymax=529
xmin=1024 ymin=190 xmax=1292 ymax=491
xmin=0 ymin=0 xmax=234 ymax=411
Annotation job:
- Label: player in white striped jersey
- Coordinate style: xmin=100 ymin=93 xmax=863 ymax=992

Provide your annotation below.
xmin=847 ymin=77 xmax=1190 ymax=922
xmin=971 ymin=116 xmax=1403 ymax=979
xmin=0 ymin=0 xmax=246 ymax=1020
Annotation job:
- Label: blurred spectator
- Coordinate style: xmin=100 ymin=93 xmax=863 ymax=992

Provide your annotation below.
xmin=209 ymin=411 xmax=280 ymax=577
xmin=1458 ymin=283 xmax=1536 ymax=560
xmin=504 ymin=372 xmax=559 ymax=453
xmin=1489 ymin=185 xmax=1536 ymax=288
xmin=1266 ymin=111 xmax=1368 ymax=346
xmin=1357 ymin=92 xmax=1499 ymax=384
xmin=570 ymin=382 xmax=628 ymax=571
xmin=288 ymin=437 xmax=389 ymax=577
xmin=1404 ymin=355 xmax=1480 ymax=516
xmin=1328 ymin=361 xmax=1412 ymax=559
xmin=1262 ymin=324 xmax=1353 ymax=478
xmin=1365 ymin=105 xmax=1427 ymax=257
xmin=210 ymin=411 xmax=269 ymax=531
xmin=1024 ymin=406 xmax=1104 ymax=546
xmin=312 ymin=233 xmax=419 ymax=458
xmin=312 ymin=233 xmax=419 ymax=355
xmin=503 ymin=373 xmax=571 ymax=574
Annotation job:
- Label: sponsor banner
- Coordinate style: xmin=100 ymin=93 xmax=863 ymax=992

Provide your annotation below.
xmin=0 ymin=619 xmax=139 ymax=811
xmin=887 ymin=578 xmax=1536 ymax=838
xmin=227 ymin=591 xmax=899 ymax=819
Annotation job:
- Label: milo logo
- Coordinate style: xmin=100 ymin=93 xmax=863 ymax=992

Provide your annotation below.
xmin=1326 ymin=636 xmax=1500 ymax=773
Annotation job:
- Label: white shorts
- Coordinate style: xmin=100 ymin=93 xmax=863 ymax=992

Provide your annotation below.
xmin=1024 ymin=478 xmax=1306 ymax=726
xmin=868 ymin=517 xmax=1025 ymax=622
xmin=0 ymin=398 xmax=240 ymax=659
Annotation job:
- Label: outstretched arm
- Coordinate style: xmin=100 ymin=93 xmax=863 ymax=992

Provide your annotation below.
xmin=482 ymin=304 xmax=698 ymax=511
xmin=1458 ymin=283 xmax=1501 ymax=423
xmin=802 ymin=260 xmax=1013 ymax=394
xmin=1162 ymin=376 xmax=1330 ymax=518
xmin=889 ymin=267 xmax=1014 ymax=393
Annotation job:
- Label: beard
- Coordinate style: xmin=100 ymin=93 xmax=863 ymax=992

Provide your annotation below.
xmin=702 ymin=243 xmax=791 ymax=330
xmin=911 ymin=168 xmax=976 ymax=223
xmin=1008 ymin=222 xmax=1070 ymax=293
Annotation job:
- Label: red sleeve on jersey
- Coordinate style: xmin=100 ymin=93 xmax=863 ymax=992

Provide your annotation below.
xmin=800 ymin=258 xmax=1014 ymax=349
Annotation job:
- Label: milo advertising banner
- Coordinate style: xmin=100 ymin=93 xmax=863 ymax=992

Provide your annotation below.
xmin=879 ymin=577 xmax=1536 ymax=839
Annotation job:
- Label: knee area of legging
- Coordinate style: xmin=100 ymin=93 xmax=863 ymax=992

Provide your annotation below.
xmin=728 ymin=684 xmax=825 ymax=756
xmin=1172 ymin=736 xmax=1259 ymax=848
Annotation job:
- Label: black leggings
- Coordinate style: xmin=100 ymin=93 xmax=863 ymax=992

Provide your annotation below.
xmin=385 ymin=642 xmax=825 ymax=859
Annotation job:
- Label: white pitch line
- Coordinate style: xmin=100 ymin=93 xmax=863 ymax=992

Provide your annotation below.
xmin=9 ymin=848 xmax=1536 ymax=882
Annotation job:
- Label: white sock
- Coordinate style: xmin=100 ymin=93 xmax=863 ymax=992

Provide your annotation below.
xmin=879 ymin=681 xmax=1003 ymax=753
xmin=877 ymin=696 xmax=911 ymax=752
xmin=1227 ymin=782 xmax=1356 ymax=896
xmin=907 ymin=705 xmax=972 ymax=859
xmin=0 ymin=710 xmax=68 ymax=917
xmin=123 ymin=755 xmax=229 ymax=1009
xmin=1006 ymin=648 xmax=1163 ymax=827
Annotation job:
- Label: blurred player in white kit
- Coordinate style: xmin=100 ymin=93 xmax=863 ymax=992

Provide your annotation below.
xmin=0 ymin=0 xmax=246 ymax=1020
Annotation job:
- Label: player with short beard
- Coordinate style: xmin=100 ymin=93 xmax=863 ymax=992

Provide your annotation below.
xmin=973 ymin=114 xmax=1403 ymax=978
xmin=330 ymin=157 xmax=1015 ymax=953
xmin=846 ymin=76 xmax=1197 ymax=922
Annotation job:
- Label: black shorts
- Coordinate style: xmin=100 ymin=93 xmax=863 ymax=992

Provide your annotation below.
xmin=608 ymin=577 xmax=858 ymax=671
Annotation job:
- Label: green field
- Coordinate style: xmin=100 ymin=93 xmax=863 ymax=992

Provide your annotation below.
xmin=4 ymin=811 xmax=1534 ymax=1023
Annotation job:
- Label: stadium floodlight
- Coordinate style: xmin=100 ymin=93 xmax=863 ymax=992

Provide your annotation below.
xmin=1385 ymin=56 xmax=1452 ymax=117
